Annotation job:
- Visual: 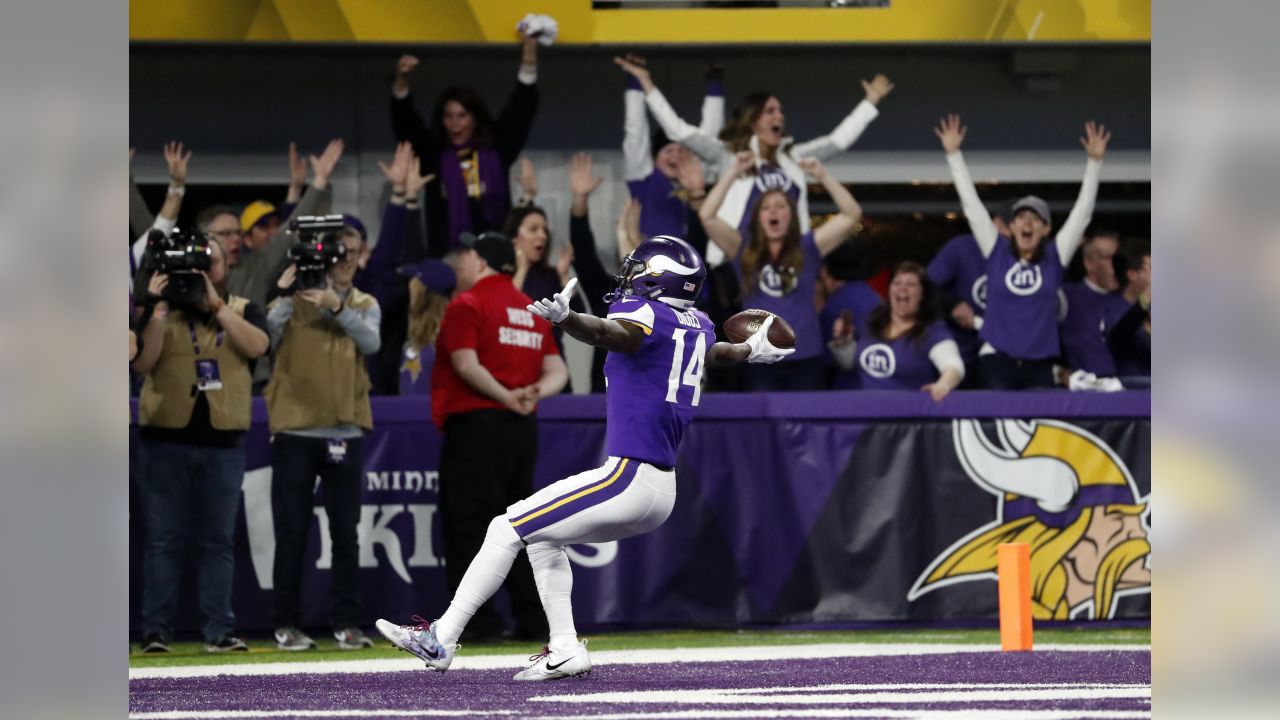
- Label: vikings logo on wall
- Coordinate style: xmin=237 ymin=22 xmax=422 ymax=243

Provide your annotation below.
xmin=908 ymin=419 xmax=1151 ymax=620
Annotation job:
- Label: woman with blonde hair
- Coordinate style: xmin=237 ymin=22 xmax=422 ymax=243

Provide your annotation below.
xmin=701 ymin=151 xmax=862 ymax=390
xmin=398 ymin=259 xmax=455 ymax=396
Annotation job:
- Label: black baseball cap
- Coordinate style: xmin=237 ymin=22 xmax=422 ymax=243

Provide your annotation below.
xmin=459 ymin=231 xmax=516 ymax=275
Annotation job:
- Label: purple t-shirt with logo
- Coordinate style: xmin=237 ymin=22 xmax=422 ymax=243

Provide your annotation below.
xmin=980 ymin=238 xmax=1066 ymax=360
xmin=603 ymin=297 xmax=716 ymax=467
xmin=1060 ymin=282 xmax=1131 ymax=376
xmin=856 ymin=320 xmax=954 ymax=390
xmin=927 ymin=234 xmax=987 ymax=361
xmin=734 ymin=231 xmax=823 ymax=361
xmin=820 ymin=281 xmax=883 ymax=389
xmin=628 ymin=172 xmax=689 ymax=239
xmin=734 ymin=163 xmax=802 ymax=238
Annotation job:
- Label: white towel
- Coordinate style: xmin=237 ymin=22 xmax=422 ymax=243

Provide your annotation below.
xmin=1068 ymin=369 xmax=1124 ymax=393
xmin=517 ymin=14 xmax=558 ymax=46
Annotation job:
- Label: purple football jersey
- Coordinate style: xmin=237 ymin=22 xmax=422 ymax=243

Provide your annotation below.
xmin=734 ymin=231 xmax=823 ymax=361
xmin=980 ymin=238 xmax=1066 ymax=360
xmin=927 ymin=233 xmax=987 ymax=361
xmin=1060 ymin=282 xmax=1131 ymax=376
xmin=604 ymin=297 xmax=716 ymax=467
xmin=856 ymin=320 xmax=955 ymax=390
xmin=628 ymin=173 xmax=690 ymax=239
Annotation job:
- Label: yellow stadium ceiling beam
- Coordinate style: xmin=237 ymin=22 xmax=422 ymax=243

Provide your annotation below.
xmin=334 ymin=0 xmax=487 ymax=43
xmin=270 ymin=0 xmax=355 ymax=42
xmin=130 ymin=0 xmax=1148 ymax=44
xmin=458 ymin=0 xmax=594 ymax=43
xmin=130 ymin=0 xmax=263 ymax=41
xmin=591 ymin=0 xmax=1149 ymax=44
xmin=245 ymin=1 xmax=289 ymax=42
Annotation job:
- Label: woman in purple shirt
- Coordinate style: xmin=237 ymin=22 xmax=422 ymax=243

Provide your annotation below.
xmin=829 ymin=263 xmax=964 ymax=401
xmin=936 ymin=114 xmax=1112 ymax=389
xmin=701 ymin=151 xmax=862 ymax=390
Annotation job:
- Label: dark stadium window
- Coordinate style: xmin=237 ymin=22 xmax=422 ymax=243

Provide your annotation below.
xmin=135 ymin=183 xmax=291 ymax=236
xmin=805 ymin=180 xmax=1151 ymax=282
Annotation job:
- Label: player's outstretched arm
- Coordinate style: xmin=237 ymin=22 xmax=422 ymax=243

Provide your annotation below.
xmin=560 ymin=311 xmax=647 ymax=354
xmin=706 ymin=315 xmax=794 ymax=367
xmin=527 ymin=278 xmax=646 ymax=354
xmin=705 ymin=341 xmax=750 ymax=367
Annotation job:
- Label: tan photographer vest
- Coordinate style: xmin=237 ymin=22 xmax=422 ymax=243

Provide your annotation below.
xmin=265 ymin=289 xmax=375 ymax=434
xmin=138 ymin=297 xmax=254 ymax=431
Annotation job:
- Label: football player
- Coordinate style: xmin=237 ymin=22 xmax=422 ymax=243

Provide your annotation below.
xmin=376 ymin=235 xmax=791 ymax=680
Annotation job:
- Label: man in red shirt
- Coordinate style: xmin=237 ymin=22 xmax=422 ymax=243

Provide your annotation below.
xmin=431 ymin=231 xmax=568 ymax=642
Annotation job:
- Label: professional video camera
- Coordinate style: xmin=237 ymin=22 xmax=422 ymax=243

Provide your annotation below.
xmin=287 ymin=215 xmax=349 ymax=291
xmin=143 ymin=227 xmax=212 ymax=306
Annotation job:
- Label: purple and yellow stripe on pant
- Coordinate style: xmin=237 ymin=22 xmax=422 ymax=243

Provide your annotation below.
xmin=508 ymin=458 xmax=642 ymax=539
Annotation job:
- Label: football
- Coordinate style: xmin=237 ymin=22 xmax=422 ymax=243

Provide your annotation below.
xmin=723 ymin=309 xmax=797 ymax=349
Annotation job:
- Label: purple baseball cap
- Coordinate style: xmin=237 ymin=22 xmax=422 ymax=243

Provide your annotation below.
xmin=402 ymin=258 xmax=456 ymax=295
xmin=341 ymin=213 xmax=367 ymax=240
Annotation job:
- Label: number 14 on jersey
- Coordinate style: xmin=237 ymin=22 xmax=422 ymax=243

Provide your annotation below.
xmin=666 ymin=328 xmax=706 ymax=407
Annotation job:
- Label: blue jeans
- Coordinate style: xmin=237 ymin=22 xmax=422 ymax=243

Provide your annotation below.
xmin=140 ymin=438 xmax=245 ymax=642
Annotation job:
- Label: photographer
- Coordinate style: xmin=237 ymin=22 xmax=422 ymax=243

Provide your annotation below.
xmin=264 ymin=223 xmax=381 ymax=652
xmin=131 ymin=235 xmax=268 ymax=654
xmin=228 ymin=139 xmax=343 ymax=308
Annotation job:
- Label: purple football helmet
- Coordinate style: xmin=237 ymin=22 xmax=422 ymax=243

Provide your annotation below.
xmin=604 ymin=235 xmax=706 ymax=309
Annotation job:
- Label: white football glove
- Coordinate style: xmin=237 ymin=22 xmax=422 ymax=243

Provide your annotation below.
xmin=527 ymin=277 xmax=577 ymax=325
xmin=744 ymin=315 xmax=795 ymax=365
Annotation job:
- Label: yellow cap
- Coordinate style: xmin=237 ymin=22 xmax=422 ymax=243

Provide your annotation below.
xmin=240 ymin=200 xmax=278 ymax=232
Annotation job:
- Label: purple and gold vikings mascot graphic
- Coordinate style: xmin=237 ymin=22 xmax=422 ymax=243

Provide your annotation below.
xmin=909 ymin=419 xmax=1151 ymax=620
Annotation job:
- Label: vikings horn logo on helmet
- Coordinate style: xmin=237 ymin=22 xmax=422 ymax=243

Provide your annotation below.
xmin=605 ymin=235 xmax=707 ymax=309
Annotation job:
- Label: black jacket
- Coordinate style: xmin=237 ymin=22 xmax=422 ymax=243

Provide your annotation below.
xmin=390 ymin=81 xmax=539 ymax=258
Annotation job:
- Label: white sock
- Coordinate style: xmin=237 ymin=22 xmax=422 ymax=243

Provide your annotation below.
xmin=435 ymin=516 xmax=522 ymax=648
xmin=527 ymin=541 xmax=578 ymax=651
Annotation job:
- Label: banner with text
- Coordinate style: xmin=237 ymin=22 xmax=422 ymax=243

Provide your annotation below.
xmin=128 ymin=391 xmax=1150 ymax=633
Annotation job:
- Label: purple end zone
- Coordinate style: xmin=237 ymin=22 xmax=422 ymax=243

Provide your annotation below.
xmin=130 ymin=649 xmax=1150 ymax=717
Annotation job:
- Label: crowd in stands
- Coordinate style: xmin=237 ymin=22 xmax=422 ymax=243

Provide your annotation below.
xmin=129 ymin=37 xmax=1149 ymax=401
xmin=126 ymin=18 xmax=1151 ymax=653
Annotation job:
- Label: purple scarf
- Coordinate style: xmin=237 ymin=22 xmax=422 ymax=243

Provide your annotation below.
xmin=440 ymin=143 xmax=508 ymax=248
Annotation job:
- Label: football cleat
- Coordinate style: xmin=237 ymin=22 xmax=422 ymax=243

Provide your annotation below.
xmin=513 ymin=640 xmax=592 ymax=681
xmin=375 ymin=616 xmax=456 ymax=671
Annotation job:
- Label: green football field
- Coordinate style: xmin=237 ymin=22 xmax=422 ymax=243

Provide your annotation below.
xmin=129 ymin=626 xmax=1150 ymax=668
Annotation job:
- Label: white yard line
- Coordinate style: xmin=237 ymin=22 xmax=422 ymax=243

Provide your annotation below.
xmin=130 ymin=643 xmax=1150 ymax=680
xmin=532 ymin=685 xmax=1150 ymax=705
xmin=529 ymin=707 xmax=1152 ymax=712
xmin=128 ymin=707 xmax=509 ymax=712
xmin=130 ymin=708 xmax=1151 ymax=720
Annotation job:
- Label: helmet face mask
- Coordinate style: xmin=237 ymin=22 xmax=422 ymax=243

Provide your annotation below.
xmin=604 ymin=235 xmax=706 ymax=309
